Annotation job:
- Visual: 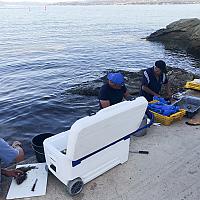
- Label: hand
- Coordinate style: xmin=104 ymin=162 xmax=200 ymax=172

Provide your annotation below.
xmin=166 ymin=92 xmax=172 ymax=100
xmin=126 ymin=96 xmax=135 ymax=101
xmin=12 ymin=141 xmax=22 ymax=148
xmin=2 ymin=169 xmax=23 ymax=178
xmin=12 ymin=141 xmax=25 ymax=163
xmin=155 ymin=94 xmax=161 ymax=98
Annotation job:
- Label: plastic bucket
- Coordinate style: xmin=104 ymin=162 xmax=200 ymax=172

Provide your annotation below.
xmin=134 ymin=115 xmax=147 ymax=137
xmin=32 ymin=133 xmax=54 ymax=163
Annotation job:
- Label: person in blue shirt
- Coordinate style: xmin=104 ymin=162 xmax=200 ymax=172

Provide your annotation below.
xmin=99 ymin=72 xmax=131 ymax=109
xmin=140 ymin=60 xmax=172 ymax=102
xmin=0 ymin=138 xmax=24 ymax=192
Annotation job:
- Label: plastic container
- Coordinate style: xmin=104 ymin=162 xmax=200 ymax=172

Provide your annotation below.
xmin=150 ymin=110 xmax=185 ymax=125
xmin=32 ymin=133 xmax=54 ymax=163
xmin=172 ymin=92 xmax=186 ymax=100
xmin=149 ymin=101 xmax=186 ymax=126
xmin=173 ymin=96 xmax=200 ymax=118
xmin=185 ymin=81 xmax=200 ymax=91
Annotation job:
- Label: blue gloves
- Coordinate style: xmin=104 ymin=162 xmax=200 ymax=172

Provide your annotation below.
xmin=148 ymin=101 xmax=180 ymax=116
xmin=153 ymin=96 xmax=171 ymax=105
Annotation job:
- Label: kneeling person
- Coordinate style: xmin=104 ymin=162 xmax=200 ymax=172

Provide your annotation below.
xmin=99 ymin=72 xmax=131 ymax=109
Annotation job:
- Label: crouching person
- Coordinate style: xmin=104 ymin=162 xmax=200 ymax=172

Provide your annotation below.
xmin=99 ymin=72 xmax=132 ymax=109
xmin=0 ymin=138 xmax=24 ymax=193
xmin=140 ymin=60 xmax=172 ymax=102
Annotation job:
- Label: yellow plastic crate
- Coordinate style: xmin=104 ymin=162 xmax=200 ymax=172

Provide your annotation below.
xmin=185 ymin=81 xmax=200 ymax=91
xmin=149 ymin=101 xmax=186 ymax=126
xmin=150 ymin=109 xmax=186 ymax=126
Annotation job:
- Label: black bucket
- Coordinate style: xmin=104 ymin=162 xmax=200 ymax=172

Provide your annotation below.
xmin=32 ymin=133 xmax=54 ymax=163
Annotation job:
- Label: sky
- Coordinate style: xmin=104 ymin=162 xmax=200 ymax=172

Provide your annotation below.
xmin=1 ymin=0 xmax=86 ymax=2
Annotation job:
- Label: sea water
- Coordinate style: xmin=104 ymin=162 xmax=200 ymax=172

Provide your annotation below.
xmin=0 ymin=4 xmax=200 ymax=157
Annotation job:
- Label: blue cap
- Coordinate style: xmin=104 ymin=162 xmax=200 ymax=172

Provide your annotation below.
xmin=107 ymin=72 xmax=124 ymax=85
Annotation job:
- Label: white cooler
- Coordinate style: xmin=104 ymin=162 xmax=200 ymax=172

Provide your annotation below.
xmin=43 ymin=97 xmax=148 ymax=195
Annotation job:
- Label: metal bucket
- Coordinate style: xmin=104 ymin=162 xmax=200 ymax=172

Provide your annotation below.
xmin=134 ymin=115 xmax=147 ymax=137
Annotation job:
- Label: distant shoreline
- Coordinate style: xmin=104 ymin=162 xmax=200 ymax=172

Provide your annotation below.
xmin=53 ymin=0 xmax=200 ymax=6
xmin=1 ymin=0 xmax=200 ymax=6
xmin=54 ymin=1 xmax=200 ymax=6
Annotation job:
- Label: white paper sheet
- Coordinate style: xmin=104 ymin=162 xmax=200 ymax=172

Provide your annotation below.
xmin=6 ymin=163 xmax=48 ymax=199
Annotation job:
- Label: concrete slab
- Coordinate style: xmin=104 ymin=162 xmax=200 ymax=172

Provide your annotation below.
xmin=1 ymin=113 xmax=200 ymax=200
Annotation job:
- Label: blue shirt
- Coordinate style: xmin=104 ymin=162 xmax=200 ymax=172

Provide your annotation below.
xmin=140 ymin=67 xmax=168 ymax=101
xmin=0 ymin=138 xmax=19 ymax=189
xmin=99 ymin=83 xmax=127 ymax=109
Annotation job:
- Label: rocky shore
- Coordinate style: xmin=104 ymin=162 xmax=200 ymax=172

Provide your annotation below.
xmin=68 ymin=19 xmax=200 ymax=99
xmin=146 ymin=18 xmax=200 ymax=58
xmin=68 ymin=67 xmax=199 ymax=98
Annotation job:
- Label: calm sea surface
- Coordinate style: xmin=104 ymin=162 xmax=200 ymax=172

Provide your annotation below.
xmin=0 ymin=4 xmax=200 ymax=157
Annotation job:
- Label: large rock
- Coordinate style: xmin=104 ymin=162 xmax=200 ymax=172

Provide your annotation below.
xmin=146 ymin=18 xmax=200 ymax=57
xmin=67 ymin=67 xmax=198 ymax=97
xmin=67 ymin=70 xmax=143 ymax=97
